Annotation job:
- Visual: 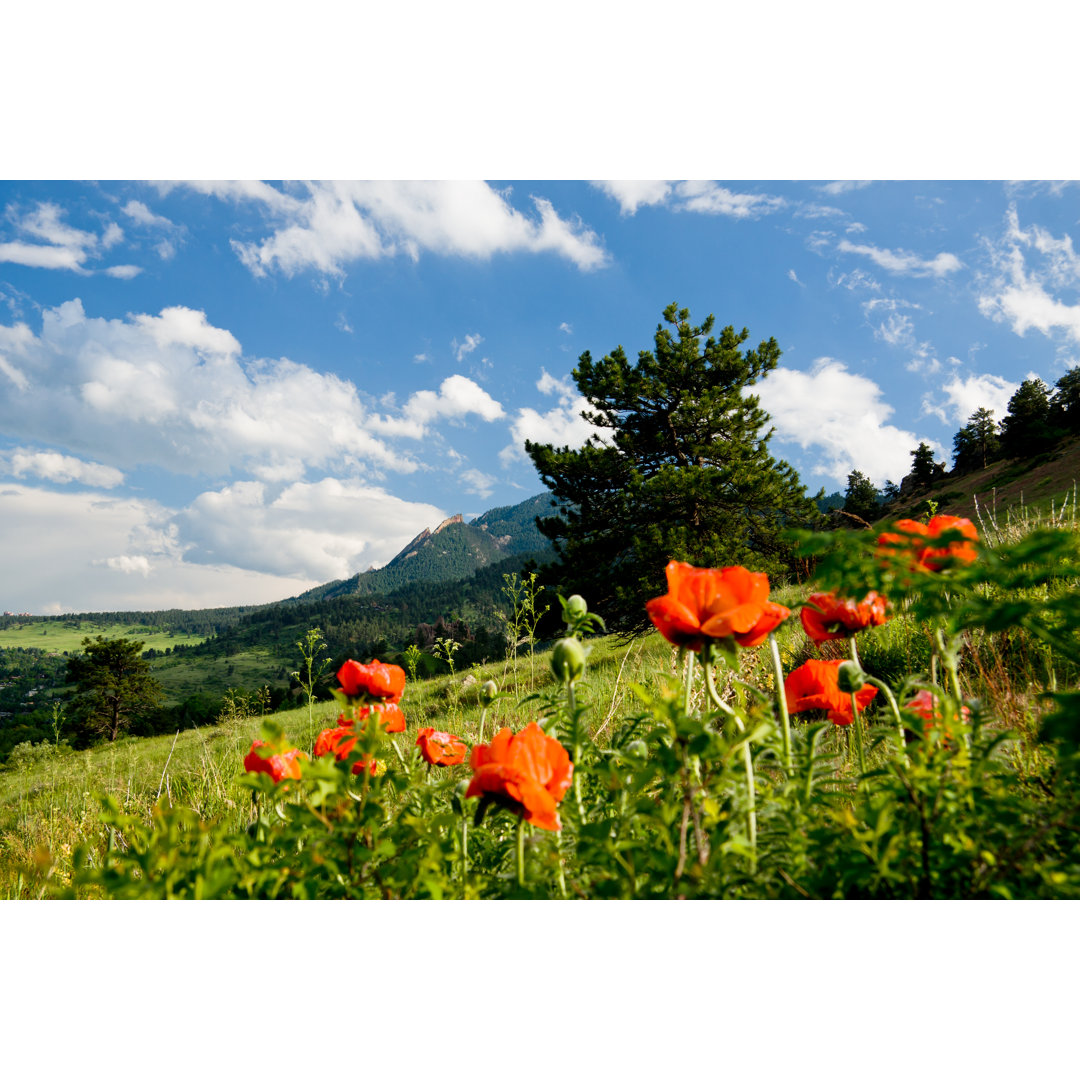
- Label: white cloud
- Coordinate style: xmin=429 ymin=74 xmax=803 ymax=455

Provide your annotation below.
xmin=175 ymin=478 xmax=446 ymax=581
xmin=756 ymin=357 xmax=946 ymax=486
xmin=874 ymin=312 xmax=916 ymax=348
xmin=672 ymin=181 xmax=787 ymax=218
xmin=5 ymin=448 xmax=124 ymax=488
xmin=0 ymin=202 xmax=121 ymax=274
xmin=923 ymin=372 xmax=1018 ymax=425
xmin=592 ymin=180 xmax=785 ymax=219
xmin=104 ymin=264 xmax=142 ymax=279
xmin=837 ymin=239 xmax=962 ymax=278
xmin=818 ymin=181 xmax=873 ymax=196
xmin=590 ymin=181 xmax=673 ymax=215
xmin=183 ymin=181 xmax=609 ymax=276
xmin=978 ymin=206 xmax=1080 ymax=343
xmin=0 ymin=483 xmax=323 ymax=613
xmin=454 ymin=332 xmax=483 ymax=362
xmin=788 ymin=269 xmax=803 ymax=286
xmin=383 ymin=374 xmax=505 ymax=438
xmin=559 ymin=322 xmax=573 ymax=334
xmin=121 ymin=200 xmax=176 ymax=229
xmin=0 ymin=298 xmax=418 ymax=478
xmin=500 ymin=368 xmax=605 ymax=465
xmin=460 ymin=468 xmax=496 ymax=499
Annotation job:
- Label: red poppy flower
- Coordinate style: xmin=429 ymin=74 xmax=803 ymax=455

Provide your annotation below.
xmin=646 ymin=561 xmax=770 ymax=652
xmin=360 ymin=703 xmax=406 ymax=733
xmin=878 ymin=516 xmax=977 ymax=572
xmin=313 ymin=725 xmax=376 ymax=775
xmin=416 ymin=727 xmax=468 ymax=767
xmin=921 ymin=515 xmax=978 ymax=570
xmin=337 ymin=659 xmax=406 ymax=703
xmin=466 ymin=723 xmax=573 ymax=831
xmin=904 ymin=689 xmax=971 ymax=728
xmin=800 ymin=591 xmax=889 ymax=643
xmin=244 ymin=740 xmax=307 ymax=783
xmin=784 ymin=659 xmax=878 ymax=726
xmin=732 ymin=601 xmax=791 ymax=648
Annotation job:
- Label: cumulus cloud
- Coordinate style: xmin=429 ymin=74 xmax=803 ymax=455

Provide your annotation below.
xmin=0 ymin=298 xmax=427 ymax=479
xmin=500 ymin=369 xmax=605 ymax=465
xmin=121 ymin=200 xmax=177 ymax=229
xmin=838 ymin=239 xmax=962 ymax=278
xmin=923 ymin=372 xmax=1018 ymax=425
xmin=756 ymin=357 xmax=946 ymax=486
xmin=179 ymin=181 xmax=609 ymax=276
xmin=4 ymin=448 xmax=124 ymax=488
xmin=590 ymin=181 xmax=674 ymax=215
xmin=977 ymin=206 xmax=1080 ymax=343
xmin=0 ymin=483 xmax=324 ymax=613
xmin=175 ymin=478 xmax=446 ymax=581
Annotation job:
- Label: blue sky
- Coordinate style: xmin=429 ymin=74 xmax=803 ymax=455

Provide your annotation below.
xmin=2 ymin=179 xmax=1078 ymax=614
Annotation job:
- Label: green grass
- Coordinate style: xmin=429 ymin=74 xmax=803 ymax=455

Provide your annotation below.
xmin=0 ymin=633 xmax=675 ymax=897
xmin=0 ymin=619 xmax=206 ymax=654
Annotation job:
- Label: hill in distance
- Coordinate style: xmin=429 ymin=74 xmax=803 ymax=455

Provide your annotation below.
xmin=290 ymin=492 xmax=556 ymax=603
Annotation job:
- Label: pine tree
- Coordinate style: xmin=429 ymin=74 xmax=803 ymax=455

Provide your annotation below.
xmin=953 ymin=406 xmax=1001 ymax=473
xmin=909 ymin=442 xmax=938 ymax=488
xmin=1000 ymin=378 xmax=1054 ymax=459
xmin=1050 ymin=368 xmax=1080 ymax=434
xmin=842 ymin=469 xmax=880 ymax=523
xmin=66 ymin=635 xmax=164 ymax=742
xmin=525 ymin=302 xmax=820 ymax=634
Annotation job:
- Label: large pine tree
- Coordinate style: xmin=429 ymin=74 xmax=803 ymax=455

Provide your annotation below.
xmin=525 ymin=303 xmax=820 ymax=634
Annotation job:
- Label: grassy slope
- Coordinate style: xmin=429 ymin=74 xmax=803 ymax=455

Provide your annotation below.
xmin=888 ymin=435 xmax=1080 ymax=525
xmin=0 ymin=621 xmax=206 ymax=654
xmin=0 ymin=632 xmax=675 ymax=896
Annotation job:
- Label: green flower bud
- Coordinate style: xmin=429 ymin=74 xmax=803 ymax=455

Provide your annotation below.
xmin=480 ymin=679 xmax=498 ymax=705
xmin=624 ymin=739 xmax=648 ymax=761
xmin=564 ymin=594 xmax=588 ymax=622
xmin=837 ymin=660 xmax=866 ymax=693
xmin=551 ymin=637 xmax=587 ymax=685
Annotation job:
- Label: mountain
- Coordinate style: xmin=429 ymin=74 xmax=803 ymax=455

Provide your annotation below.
xmin=290 ymin=492 xmax=556 ymax=603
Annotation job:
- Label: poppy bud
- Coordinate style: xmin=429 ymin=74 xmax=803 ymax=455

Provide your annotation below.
xmin=837 ymin=660 xmax=866 ymax=693
xmin=564 ymin=594 xmax=588 ymax=622
xmin=624 ymin=739 xmax=648 ymax=761
xmin=480 ymin=679 xmax=498 ymax=705
xmin=551 ymin=637 xmax=587 ymax=685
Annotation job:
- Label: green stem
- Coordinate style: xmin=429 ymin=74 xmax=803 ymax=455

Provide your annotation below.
xmin=515 ymin=813 xmax=526 ymax=889
xmin=478 ymin=706 xmax=488 ymax=747
xmin=568 ymin=680 xmax=585 ymax=823
xmin=865 ymin=675 xmax=906 ymax=756
xmin=769 ymin=633 xmax=792 ymax=774
xmin=703 ymin=656 xmax=756 ymax=875
xmin=461 ymin=816 xmax=468 ymax=898
xmin=682 ymin=646 xmax=693 ymax=713
xmin=850 ymin=692 xmax=867 ymax=781
xmin=935 ymin=628 xmax=963 ymax=703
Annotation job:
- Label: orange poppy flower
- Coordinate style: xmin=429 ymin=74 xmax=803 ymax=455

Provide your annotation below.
xmin=732 ymin=601 xmax=791 ymax=648
xmin=784 ymin=659 xmax=878 ymax=726
xmin=466 ymin=723 xmax=573 ymax=831
xmin=800 ymin=591 xmax=889 ymax=643
xmin=903 ymin=688 xmax=972 ymax=739
xmin=921 ymin=515 xmax=978 ymax=570
xmin=244 ymin=740 xmax=307 ymax=783
xmin=337 ymin=659 xmax=406 ymax=703
xmin=416 ymin=727 xmax=468 ymax=767
xmin=313 ymin=725 xmax=376 ymax=775
xmin=878 ymin=516 xmax=977 ymax=572
xmin=645 ymin=561 xmax=770 ymax=652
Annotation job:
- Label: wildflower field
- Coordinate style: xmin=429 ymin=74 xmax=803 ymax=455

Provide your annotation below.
xmin=10 ymin=508 xmax=1080 ymax=901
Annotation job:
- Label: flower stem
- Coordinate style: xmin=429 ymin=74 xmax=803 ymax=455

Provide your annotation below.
xmin=682 ymin=647 xmax=694 ymax=714
xmin=568 ymin=680 xmax=585 ymax=823
xmin=515 ymin=813 xmax=527 ymax=889
xmin=478 ymin=706 xmax=488 ymax=747
xmin=865 ymin=675 xmax=907 ymax=757
xmin=850 ymin=692 xmax=868 ymax=781
xmin=769 ymin=633 xmax=792 ymax=774
xmin=460 ymin=815 xmax=468 ymax=898
xmin=703 ymin=657 xmax=756 ymax=875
